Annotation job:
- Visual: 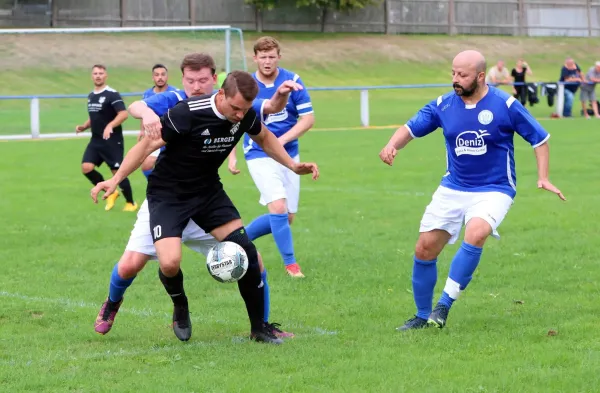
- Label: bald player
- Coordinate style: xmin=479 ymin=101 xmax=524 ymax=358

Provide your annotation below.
xmin=379 ymin=50 xmax=565 ymax=331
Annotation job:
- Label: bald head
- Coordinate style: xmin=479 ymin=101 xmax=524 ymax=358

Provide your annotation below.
xmin=451 ymin=50 xmax=487 ymax=98
xmin=453 ymin=50 xmax=487 ymax=74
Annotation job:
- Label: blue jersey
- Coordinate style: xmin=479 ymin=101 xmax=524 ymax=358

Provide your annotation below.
xmin=243 ymin=68 xmax=313 ymax=160
xmin=142 ymin=89 xmax=188 ymax=116
xmin=142 ymin=85 xmax=178 ymax=100
xmin=406 ymin=86 xmax=550 ymax=199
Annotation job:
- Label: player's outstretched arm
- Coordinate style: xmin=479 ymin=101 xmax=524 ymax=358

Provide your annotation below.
xmin=534 ymin=142 xmax=565 ymax=201
xmin=263 ymin=80 xmax=304 ymax=115
xmin=227 ymin=147 xmax=241 ymax=175
xmin=250 ymin=124 xmax=319 ymax=180
xmin=90 ymin=137 xmax=165 ymax=203
xmin=128 ymin=101 xmax=162 ymax=139
xmin=278 ymin=113 xmax=314 ymax=146
xmin=379 ymin=125 xmax=414 ymax=166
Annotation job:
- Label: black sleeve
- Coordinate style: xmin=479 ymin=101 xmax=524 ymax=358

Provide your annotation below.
xmin=109 ymin=91 xmax=127 ymax=112
xmin=244 ymin=109 xmax=262 ymax=136
xmin=160 ymin=101 xmax=192 ymax=142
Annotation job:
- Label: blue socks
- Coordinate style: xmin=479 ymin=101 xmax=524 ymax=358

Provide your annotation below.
xmin=262 ymin=269 xmax=270 ymax=323
xmin=269 ymin=213 xmax=296 ymax=266
xmin=246 ymin=214 xmax=272 ymax=240
xmin=438 ymin=241 xmax=483 ymax=309
xmin=142 ymin=169 xmax=153 ymax=179
xmin=412 ymin=257 xmax=438 ymax=320
xmin=246 ymin=213 xmax=296 ymax=266
xmin=108 ymin=263 xmax=135 ymax=303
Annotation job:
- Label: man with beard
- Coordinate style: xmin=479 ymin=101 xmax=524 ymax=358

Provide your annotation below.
xmin=76 ymin=64 xmax=137 ymax=212
xmin=379 ymin=50 xmax=566 ymax=331
xmin=140 ymin=63 xmax=179 ymax=178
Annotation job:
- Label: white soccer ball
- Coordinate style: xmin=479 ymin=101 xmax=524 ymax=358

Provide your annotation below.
xmin=206 ymin=241 xmax=248 ymax=283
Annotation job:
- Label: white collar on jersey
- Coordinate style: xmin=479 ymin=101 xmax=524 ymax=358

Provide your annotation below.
xmin=210 ymin=93 xmax=226 ymax=120
xmin=92 ymin=85 xmax=112 ymax=94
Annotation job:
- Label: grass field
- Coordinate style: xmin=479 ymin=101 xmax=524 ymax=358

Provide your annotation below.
xmin=1 ymin=32 xmax=600 ymax=392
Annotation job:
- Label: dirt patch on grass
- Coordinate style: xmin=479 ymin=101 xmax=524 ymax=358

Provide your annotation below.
xmin=1 ymin=32 xmax=596 ymax=71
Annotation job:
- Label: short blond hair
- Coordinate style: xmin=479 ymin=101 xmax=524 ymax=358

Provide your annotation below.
xmin=253 ymin=36 xmax=281 ymax=55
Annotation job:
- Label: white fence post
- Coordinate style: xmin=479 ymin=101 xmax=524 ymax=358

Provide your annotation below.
xmin=555 ymin=83 xmax=564 ymax=118
xmin=30 ymin=97 xmax=40 ymax=138
xmin=360 ymin=89 xmax=369 ymax=127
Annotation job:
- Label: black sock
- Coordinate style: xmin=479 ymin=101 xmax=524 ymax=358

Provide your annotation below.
xmin=158 ymin=268 xmax=188 ymax=306
xmin=84 ymin=169 xmax=104 ymax=185
xmin=224 ymin=227 xmax=265 ymax=331
xmin=119 ymin=178 xmax=134 ymax=203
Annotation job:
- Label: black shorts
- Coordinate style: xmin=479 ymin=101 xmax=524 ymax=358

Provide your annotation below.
xmin=147 ymin=185 xmax=241 ymax=242
xmin=82 ymin=139 xmax=124 ymax=170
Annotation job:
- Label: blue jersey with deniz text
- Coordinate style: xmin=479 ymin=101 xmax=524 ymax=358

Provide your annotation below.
xmin=142 ymin=85 xmax=179 ymax=100
xmin=406 ymin=86 xmax=550 ymax=199
xmin=243 ymin=68 xmax=313 ymax=160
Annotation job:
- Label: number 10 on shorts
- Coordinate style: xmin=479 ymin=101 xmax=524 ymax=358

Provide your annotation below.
xmin=153 ymin=225 xmax=162 ymax=240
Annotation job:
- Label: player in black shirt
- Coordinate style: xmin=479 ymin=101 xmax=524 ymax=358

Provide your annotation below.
xmin=91 ymin=71 xmax=319 ymax=344
xmin=76 ymin=64 xmax=137 ymax=212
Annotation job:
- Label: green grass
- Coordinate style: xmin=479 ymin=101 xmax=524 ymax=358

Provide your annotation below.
xmin=2 ymin=32 xmax=600 ymax=392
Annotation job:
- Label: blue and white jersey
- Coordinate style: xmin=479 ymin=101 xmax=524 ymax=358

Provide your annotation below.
xmin=142 ymin=85 xmax=179 ymax=100
xmin=406 ymin=86 xmax=550 ymax=199
xmin=142 ymin=89 xmax=187 ymax=116
xmin=243 ymin=68 xmax=313 ymax=160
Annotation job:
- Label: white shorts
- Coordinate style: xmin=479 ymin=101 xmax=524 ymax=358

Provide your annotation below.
xmin=419 ymin=185 xmax=514 ymax=244
xmin=125 ymin=199 xmax=217 ymax=259
xmin=149 ymin=149 xmax=161 ymax=158
xmin=247 ymin=155 xmax=300 ymax=213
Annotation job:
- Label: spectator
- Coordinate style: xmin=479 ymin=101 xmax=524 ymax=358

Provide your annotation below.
xmin=511 ymin=59 xmax=533 ymax=105
xmin=485 ymin=60 xmax=511 ymax=85
xmin=579 ymin=61 xmax=600 ymax=119
xmin=559 ymin=58 xmax=583 ymax=117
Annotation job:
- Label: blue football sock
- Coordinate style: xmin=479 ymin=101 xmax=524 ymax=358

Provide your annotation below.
xmin=412 ymin=257 xmax=438 ymax=320
xmin=269 ymin=213 xmax=296 ymax=266
xmin=246 ymin=214 xmax=272 ymax=241
xmin=142 ymin=169 xmax=153 ymax=179
xmin=439 ymin=241 xmax=483 ymax=309
xmin=262 ymin=269 xmax=270 ymax=323
xmin=108 ymin=263 xmax=135 ymax=303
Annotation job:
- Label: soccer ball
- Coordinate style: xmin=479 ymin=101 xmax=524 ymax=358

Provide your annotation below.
xmin=206 ymin=241 xmax=248 ymax=283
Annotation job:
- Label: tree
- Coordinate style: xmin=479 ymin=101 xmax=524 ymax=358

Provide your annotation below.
xmin=295 ymin=0 xmax=381 ymax=32
xmin=245 ymin=0 xmax=278 ymax=32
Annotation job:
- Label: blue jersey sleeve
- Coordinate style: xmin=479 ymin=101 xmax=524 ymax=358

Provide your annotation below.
xmin=252 ymin=99 xmax=268 ymax=122
xmin=143 ymin=91 xmax=183 ymax=116
xmin=405 ymin=99 xmax=440 ymax=138
xmin=291 ymin=75 xmax=313 ymax=116
xmin=508 ymin=98 xmax=550 ymax=147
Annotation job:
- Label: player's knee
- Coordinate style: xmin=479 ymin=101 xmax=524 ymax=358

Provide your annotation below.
xmin=415 ymin=233 xmax=444 ymax=261
xmin=118 ymin=252 xmax=149 ymax=278
xmin=81 ymin=163 xmax=95 ymax=174
xmin=464 ymin=218 xmax=492 ymax=247
xmin=159 ymin=258 xmax=182 ymax=277
xmin=223 ymin=227 xmax=258 ymax=268
xmin=267 ymin=199 xmax=287 ymax=215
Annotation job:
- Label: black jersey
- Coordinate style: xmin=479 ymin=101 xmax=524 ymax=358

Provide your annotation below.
xmin=147 ymin=93 xmax=262 ymax=197
xmin=87 ymin=86 xmax=127 ymax=140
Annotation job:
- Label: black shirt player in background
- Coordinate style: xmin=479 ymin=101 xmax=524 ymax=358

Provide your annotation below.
xmin=75 ymin=64 xmax=137 ymax=212
xmin=91 ymin=71 xmax=319 ymax=344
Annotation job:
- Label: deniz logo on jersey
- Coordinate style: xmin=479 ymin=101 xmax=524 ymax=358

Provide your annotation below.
xmin=98 ymin=96 xmax=106 ymax=104
xmin=230 ymin=122 xmax=240 ymax=135
xmin=455 ymin=130 xmax=490 ymax=156
xmin=265 ymin=108 xmax=288 ymax=125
